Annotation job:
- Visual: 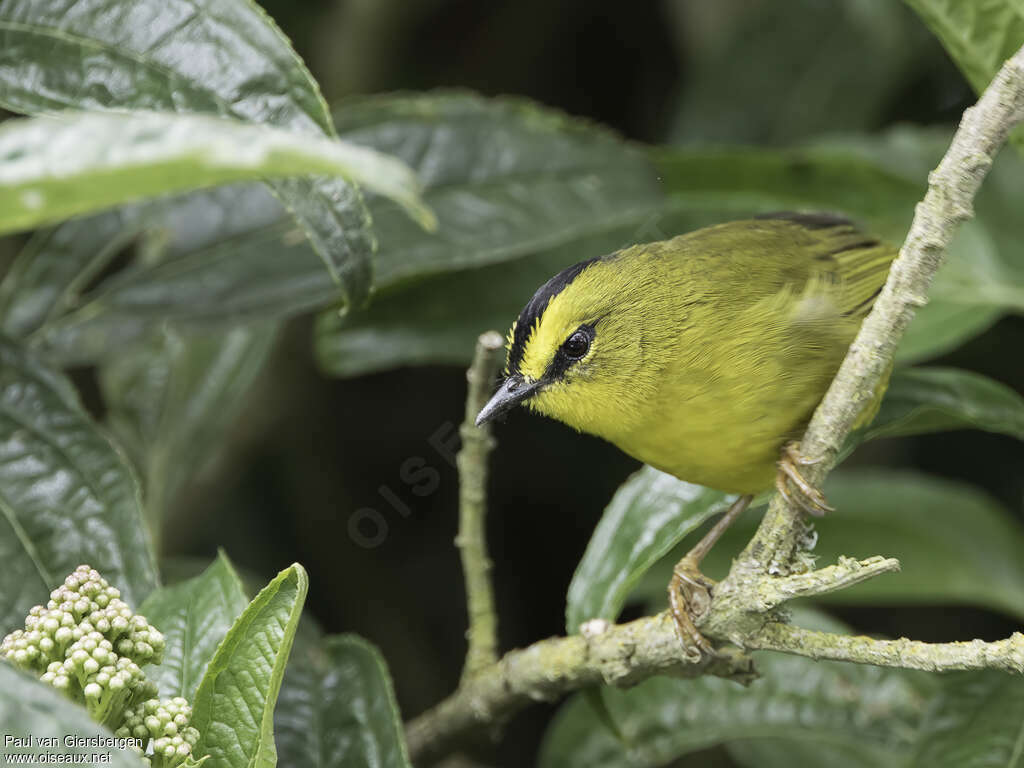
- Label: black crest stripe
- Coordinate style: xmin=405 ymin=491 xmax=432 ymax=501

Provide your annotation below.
xmin=506 ymin=255 xmax=602 ymax=375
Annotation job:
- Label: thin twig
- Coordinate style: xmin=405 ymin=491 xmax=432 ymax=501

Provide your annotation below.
xmin=455 ymin=331 xmax=505 ymax=682
xmin=750 ymin=625 xmax=1024 ymax=674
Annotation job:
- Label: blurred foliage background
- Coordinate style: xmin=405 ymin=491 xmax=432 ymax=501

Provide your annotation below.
xmin=2 ymin=0 xmax=1023 ymax=766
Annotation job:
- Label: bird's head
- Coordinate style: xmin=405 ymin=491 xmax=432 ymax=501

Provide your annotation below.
xmin=476 ymin=249 xmax=672 ymax=437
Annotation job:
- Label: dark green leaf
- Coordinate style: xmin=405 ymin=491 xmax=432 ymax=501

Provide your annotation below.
xmin=0 ymin=110 xmax=428 ymax=238
xmin=855 ymin=367 xmax=1024 ymax=444
xmin=276 ymin=634 xmax=411 ymax=768
xmin=0 ymin=207 xmax=151 ymax=338
xmin=895 ymin=301 xmax=1002 ymax=364
xmin=0 ymin=0 xmax=381 ymax=306
xmin=334 ymin=92 xmax=665 ymax=285
xmin=540 ymin=610 xmax=933 ymax=768
xmin=911 ymin=672 xmax=1024 ymax=768
xmin=192 ymin=563 xmax=308 ymax=768
xmin=100 ymin=324 xmax=277 ymax=526
xmin=0 ymin=337 xmax=157 ymax=633
xmin=0 ymin=665 xmax=143 ymax=766
xmin=138 ymin=552 xmax=249 ymax=701
xmin=564 ymin=467 xmax=735 ymax=633
xmin=901 ymin=0 xmax=1024 ymax=97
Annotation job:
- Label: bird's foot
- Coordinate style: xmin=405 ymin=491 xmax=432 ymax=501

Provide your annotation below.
xmin=665 ymin=494 xmax=753 ymax=660
xmin=776 ymin=442 xmax=834 ymax=517
xmin=668 ymin=556 xmax=717 ymax=660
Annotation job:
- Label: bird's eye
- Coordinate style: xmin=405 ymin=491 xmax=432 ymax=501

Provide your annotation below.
xmin=562 ymin=330 xmax=591 ymax=360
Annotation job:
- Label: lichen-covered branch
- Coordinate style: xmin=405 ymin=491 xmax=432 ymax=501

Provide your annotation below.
xmin=455 ymin=332 xmax=505 ymax=681
xmin=406 ymin=612 xmax=755 ymax=764
xmin=751 ymin=624 xmax=1024 ymax=674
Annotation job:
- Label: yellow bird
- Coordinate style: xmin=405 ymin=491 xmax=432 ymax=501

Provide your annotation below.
xmin=476 ymin=213 xmax=895 ymax=652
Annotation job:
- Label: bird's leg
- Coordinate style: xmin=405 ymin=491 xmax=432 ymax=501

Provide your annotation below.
xmin=776 ymin=442 xmax=834 ymax=517
xmin=668 ymin=494 xmax=753 ymax=658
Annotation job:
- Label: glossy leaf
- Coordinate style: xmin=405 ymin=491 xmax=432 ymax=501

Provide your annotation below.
xmin=570 ymin=368 xmax=1024 ymax=629
xmin=540 ymin=610 xmax=934 ymax=768
xmin=0 ymin=665 xmax=143 ymax=766
xmin=855 ymin=367 xmax=1024 ymax=444
xmin=138 ymin=552 xmax=249 ymax=701
xmin=276 ymin=635 xmax=412 ymax=768
xmin=192 ymin=563 xmax=308 ymax=768
xmin=0 ymin=207 xmax=152 ymax=338
xmin=895 ymin=301 xmax=1002 ymax=364
xmin=633 ymin=471 xmax=1024 ymax=621
xmin=0 ymin=337 xmax=157 ymax=633
xmin=0 ymin=110 xmax=428 ymax=237
xmin=564 ymin=467 xmax=736 ymax=633
xmin=100 ymin=324 xmax=277 ymax=526
xmin=911 ymin=672 xmax=1024 ymax=768
xmin=333 ymin=92 xmax=665 ymax=285
xmin=902 ymin=1 xmax=1024 ymax=99
xmin=0 ymin=0 xmax=381 ymax=305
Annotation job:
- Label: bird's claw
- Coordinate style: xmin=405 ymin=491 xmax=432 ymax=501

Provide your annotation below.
xmin=668 ymin=558 xmax=718 ymax=660
xmin=776 ymin=442 xmax=834 ymax=516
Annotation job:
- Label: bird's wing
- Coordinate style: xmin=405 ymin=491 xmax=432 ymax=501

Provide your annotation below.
xmin=754 ymin=212 xmax=897 ymax=318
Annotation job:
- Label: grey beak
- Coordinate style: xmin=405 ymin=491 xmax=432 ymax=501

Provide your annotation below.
xmin=475 ymin=375 xmax=539 ymax=426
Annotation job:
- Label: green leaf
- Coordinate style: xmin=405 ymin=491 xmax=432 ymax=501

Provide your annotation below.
xmin=0 ymin=336 xmax=157 ymax=633
xmin=856 ymin=367 xmax=1024 ymax=444
xmin=0 ymin=665 xmax=143 ymax=767
xmin=901 ymin=0 xmax=1024 ymax=98
xmin=895 ymin=301 xmax=1003 ymax=364
xmin=192 ymin=563 xmax=308 ymax=768
xmin=0 ymin=110 xmax=428 ymax=238
xmin=0 ymin=0 xmax=382 ymax=306
xmin=911 ymin=672 xmax=1024 ymax=768
xmin=0 ymin=207 xmax=152 ymax=338
xmin=540 ymin=609 xmax=934 ymax=768
xmin=564 ymin=468 xmax=735 ymax=633
xmin=100 ymin=324 xmax=277 ymax=527
xmin=275 ymin=635 xmax=412 ymax=768
xmin=138 ymin=552 xmax=249 ymax=701
xmin=333 ymin=92 xmax=665 ymax=285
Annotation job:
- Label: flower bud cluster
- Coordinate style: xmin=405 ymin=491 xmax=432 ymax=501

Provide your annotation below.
xmin=1 ymin=565 xmax=164 ymax=728
xmin=116 ymin=697 xmax=205 ymax=768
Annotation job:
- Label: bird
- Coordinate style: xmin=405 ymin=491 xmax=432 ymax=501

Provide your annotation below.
xmin=475 ymin=212 xmax=895 ymax=655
